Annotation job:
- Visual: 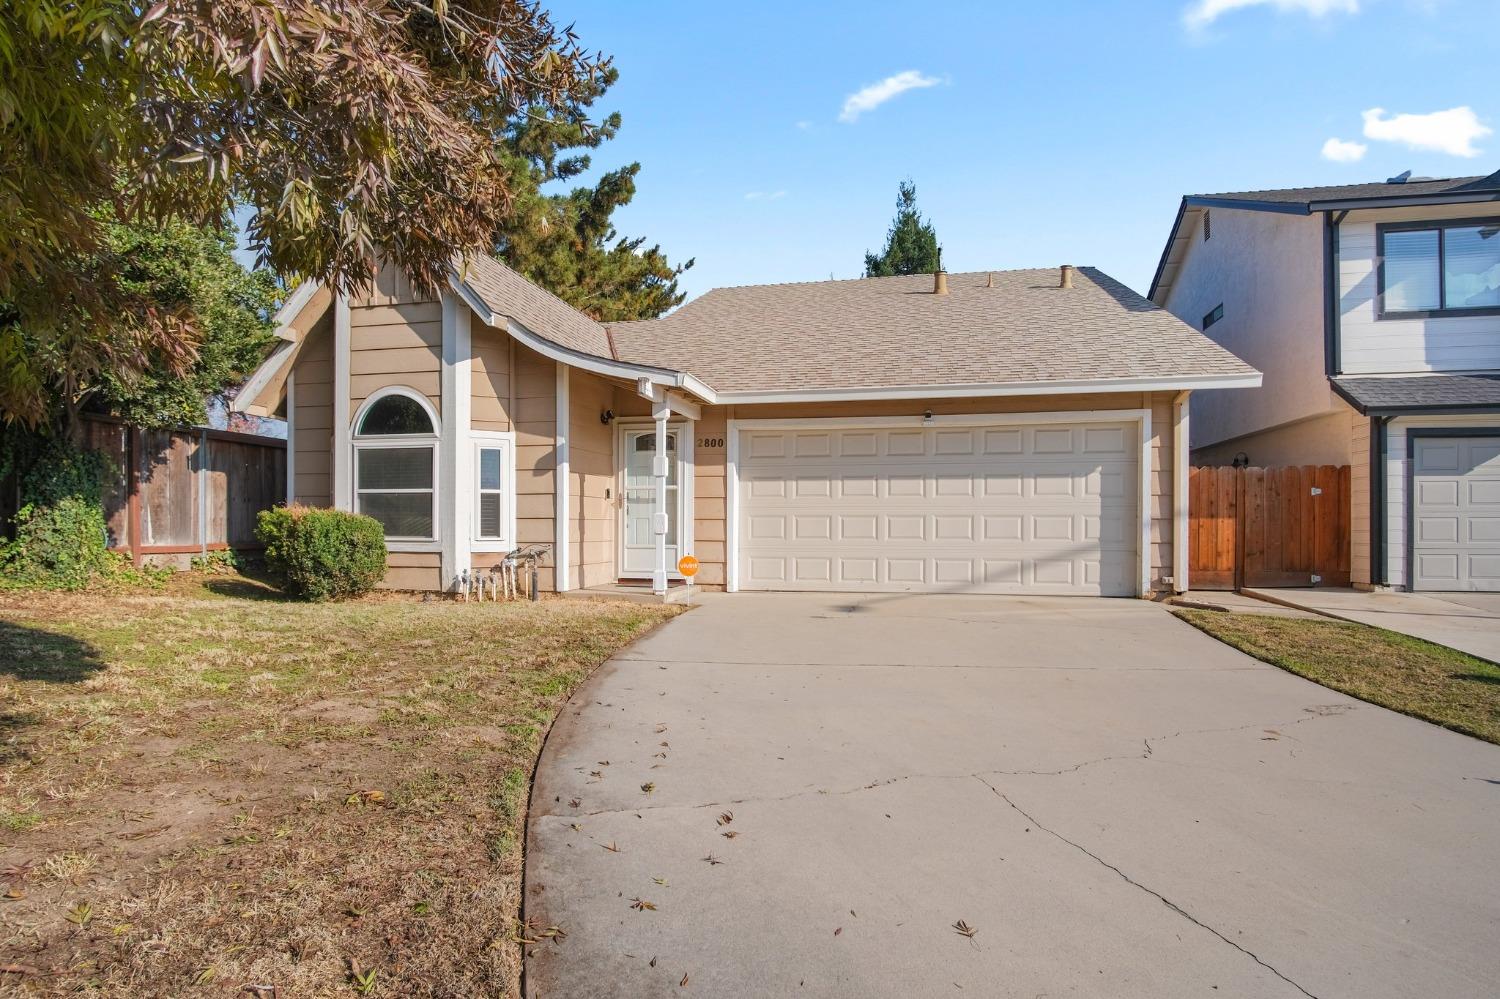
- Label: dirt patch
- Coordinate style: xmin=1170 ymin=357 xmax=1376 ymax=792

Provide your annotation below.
xmin=0 ymin=576 xmax=682 ymax=996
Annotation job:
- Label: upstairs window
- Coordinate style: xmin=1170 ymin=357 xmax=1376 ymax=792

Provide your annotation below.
xmin=353 ymin=390 xmax=438 ymax=541
xmin=1202 ymin=303 xmax=1224 ymax=330
xmin=1379 ymin=220 xmax=1500 ymax=316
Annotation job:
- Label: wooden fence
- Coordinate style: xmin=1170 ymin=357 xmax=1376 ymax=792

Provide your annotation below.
xmin=80 ymin=416 xmax=287 ymax=564
xmin=1189 ymin=465 xmax=1351 ymax=590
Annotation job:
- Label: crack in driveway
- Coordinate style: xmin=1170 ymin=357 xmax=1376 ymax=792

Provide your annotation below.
xmin=553 ymin=704 xmax=1360 ymax=821
xmin=974 ymin=775 xmax=1322 ymax=999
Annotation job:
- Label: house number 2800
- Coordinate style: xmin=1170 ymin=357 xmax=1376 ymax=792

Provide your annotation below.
xmin=697 ymin=437 xmax=725 ymax=449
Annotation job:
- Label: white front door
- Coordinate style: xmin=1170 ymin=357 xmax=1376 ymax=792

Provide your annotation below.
xmin=622 ymin=428 xmax=682 ymax=577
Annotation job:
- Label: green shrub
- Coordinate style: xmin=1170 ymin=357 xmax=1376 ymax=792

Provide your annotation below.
xmin=256 ymin=505 xmax=387 ymax=601
xmin=0 ymin=446 xmax=114 ymax=589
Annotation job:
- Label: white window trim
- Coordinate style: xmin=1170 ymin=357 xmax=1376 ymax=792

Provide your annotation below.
xmin=614 ymin=417 xmax=695 ymax=581
xmin=351 ymin=386 xmax=442 ymax=552
xmin=471 ymin=430 xmax=517 ymax=554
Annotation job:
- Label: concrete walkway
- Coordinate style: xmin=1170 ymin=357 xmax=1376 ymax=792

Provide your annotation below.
xmin=1244 ymin=587 xmax=1500 ymax=664
xmin=524 ymin=593 xmax=1500 ymax=999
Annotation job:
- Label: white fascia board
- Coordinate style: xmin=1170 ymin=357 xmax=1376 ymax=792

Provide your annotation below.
xmin=272 ymin=280 xmax=323 ymax=339
xmin=446 ymin=274 xmax=718 ymax=403
xmin=230 ymin=339 xmax=297 ymax=413
xmin=713 ymin=372 xmax=1262 ymax=405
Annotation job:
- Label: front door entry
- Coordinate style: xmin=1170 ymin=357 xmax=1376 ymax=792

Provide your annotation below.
xmin=622 ymin=428 xmax=680 ymax=577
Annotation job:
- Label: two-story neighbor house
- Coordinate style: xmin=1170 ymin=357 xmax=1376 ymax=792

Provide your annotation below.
xmin=1150 ymin=171 xmax=1500 ymax=591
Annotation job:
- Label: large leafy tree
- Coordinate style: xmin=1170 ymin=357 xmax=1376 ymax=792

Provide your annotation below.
xmin=863 ymin=180 xmax=941 ymax=277
xmin=0 ymin=0 xmax=609 ymax=431
xmin=492 ymin=67 xmax=691 ymax=321
xmin=3 ymin=214 xmax=275 ymax=435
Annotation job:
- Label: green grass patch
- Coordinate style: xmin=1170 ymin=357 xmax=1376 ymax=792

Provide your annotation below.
xmin=1175 ymin=609 xmax=1500 ymax=744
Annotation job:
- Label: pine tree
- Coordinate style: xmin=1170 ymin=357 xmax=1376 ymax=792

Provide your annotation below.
xmin=491 ymin=68 xmax=692 ymax=321
xmin=863 ymin=181 xmax=941 ymax=277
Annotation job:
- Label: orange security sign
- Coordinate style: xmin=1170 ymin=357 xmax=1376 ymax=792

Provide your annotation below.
xmin=677 ymin=555 xmax=699 ymax=578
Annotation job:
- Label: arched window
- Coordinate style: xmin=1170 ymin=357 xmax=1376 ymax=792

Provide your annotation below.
xmin=352 ymin=389 xmax=438 ymax=541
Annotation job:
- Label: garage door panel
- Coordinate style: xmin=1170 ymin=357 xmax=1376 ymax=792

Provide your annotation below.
xmin=738 ymin=421 xmax=1138 ymax=596
xmin=1412 ymin=435 xmax=1500 ymax=591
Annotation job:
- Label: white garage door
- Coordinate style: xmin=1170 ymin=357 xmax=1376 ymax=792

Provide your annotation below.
xmin=1411 ymin=436 xmax=1500 ymax=591
xmin=737 ymin=421 xmax=1139 ymax=595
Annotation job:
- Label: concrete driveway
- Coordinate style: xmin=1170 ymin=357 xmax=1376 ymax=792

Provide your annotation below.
xmin=1244 ymin=587 xmax=1500 ymax=665
xmin=523 ymin=594 xmax=1500 ymax=999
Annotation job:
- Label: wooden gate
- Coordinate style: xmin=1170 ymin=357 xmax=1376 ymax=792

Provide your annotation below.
xmin=1189 ymin=465 xmax=1351 ymax=590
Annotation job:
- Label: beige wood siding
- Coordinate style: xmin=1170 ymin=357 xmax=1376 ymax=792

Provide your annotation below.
xmin=348 ymin=266 xmax=441 ymax=419
xmin=382 ymin=551 xmax=443 ymax=591
xmin=290 ymin=312 xmax=333 ymax=506
xmin=692 ymin=407 xmax=728 ymax=586
xmin=513 ymin=344 xmax=557 ymax=591
xmin=568 ymin=370 xmax=618 ymax=588
xmin=472 ymin=323 xmax=513 ymax=432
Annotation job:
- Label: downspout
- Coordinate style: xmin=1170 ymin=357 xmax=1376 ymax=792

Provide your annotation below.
xmin=1172 ymin=390 xmax=1190 ymax=593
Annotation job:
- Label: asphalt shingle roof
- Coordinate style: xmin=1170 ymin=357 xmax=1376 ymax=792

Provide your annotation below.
xmin=457 ymin=254 xmax=616 ymax=360
xmin=1191 ymin=172 xmax=1500 ymax=208
xmin=1334 ymin=374 xmax=1500 ymax=413
xmin=608 ymin=267 xmax=1257 ymax=394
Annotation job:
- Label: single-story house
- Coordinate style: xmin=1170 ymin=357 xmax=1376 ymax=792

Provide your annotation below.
xmin=234 ymin=257 xmax=1259 ymax=596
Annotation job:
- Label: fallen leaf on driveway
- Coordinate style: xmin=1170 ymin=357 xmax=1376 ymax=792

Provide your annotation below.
xmin=629 ymin=898 xmax=657 ymax=911
xmin=716 ymin=811 xmax=734 ymax=826
xmin=952 ymin=919 xmax=977 ymax=938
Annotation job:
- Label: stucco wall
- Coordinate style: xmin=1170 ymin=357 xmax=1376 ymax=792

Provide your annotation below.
xmin=1161 ymin=207 xmax=1325 ymax=450
xmin=1191 ymin=410 xmax=1354 ymax=468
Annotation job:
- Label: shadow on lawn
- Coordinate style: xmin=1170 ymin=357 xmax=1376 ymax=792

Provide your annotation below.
xmin=0 ymin=620 xmax=106 ymax=684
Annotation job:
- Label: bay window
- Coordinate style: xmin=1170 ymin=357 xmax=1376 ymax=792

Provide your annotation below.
xmin=1379 ymin=219 xmax=1500 ymax=316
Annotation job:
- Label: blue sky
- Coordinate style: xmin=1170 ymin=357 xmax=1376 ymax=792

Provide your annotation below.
xmin=242 ymin=0 xmax=1496 ymax=300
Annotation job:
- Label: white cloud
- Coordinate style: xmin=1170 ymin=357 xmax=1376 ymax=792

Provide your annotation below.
xmin=744 ymin=190 xmax=786 ymax=201
xmin=795 ymin=120 xmax=813 ymax=132
xmin=838 ymin=70 xmax=941 ymax=123
xmin=1183 ymin=0 xmax=1358 ymax=30
xmin=1361 ymin=106 xmax=1492 ymax=158
xmin=1321 ymin=137 xmax=1368 ymax=162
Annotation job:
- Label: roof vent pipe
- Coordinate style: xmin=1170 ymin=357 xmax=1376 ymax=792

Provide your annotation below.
xmin=1060 ymin=264 xmax=1074 ymax=289
xmin=933 ymin=246 xmax=948 ymax=295
xmin=986 ymin=272 xmax=995 ymax=289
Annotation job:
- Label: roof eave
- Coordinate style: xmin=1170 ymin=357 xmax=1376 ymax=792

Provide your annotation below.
xmin=713 ymin=371 xmax=1262 ymax=406
xmin=448 ymin=272 xmax=719 ymax=403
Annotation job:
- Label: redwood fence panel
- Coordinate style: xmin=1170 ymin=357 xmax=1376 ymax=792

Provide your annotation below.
xmin=1189 ymin=465 xmax=1351 ymax=591
xmin=82 ymin=415 xmax=287 ymax=562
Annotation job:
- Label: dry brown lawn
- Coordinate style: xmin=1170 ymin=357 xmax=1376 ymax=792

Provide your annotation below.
xmin=0 ymin=572 xmax=681 ymax=997
xmin=1175 ymin=608 xmax=1500 ymax=744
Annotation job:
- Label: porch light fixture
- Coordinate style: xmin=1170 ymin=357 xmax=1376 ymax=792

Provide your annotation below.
xmin=600 ymin=409 xmax=615 ymax=425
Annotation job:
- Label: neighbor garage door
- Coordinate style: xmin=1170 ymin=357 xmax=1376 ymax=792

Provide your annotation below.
xmin=736 ymin=420 xmax=1139 ymax=595
xmin=1411 ymin=436 xmax=1500 ymax=591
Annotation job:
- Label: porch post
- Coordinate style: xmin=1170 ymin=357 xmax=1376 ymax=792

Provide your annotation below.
xmin=652 ymin=393 xmax=670 ymax=595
